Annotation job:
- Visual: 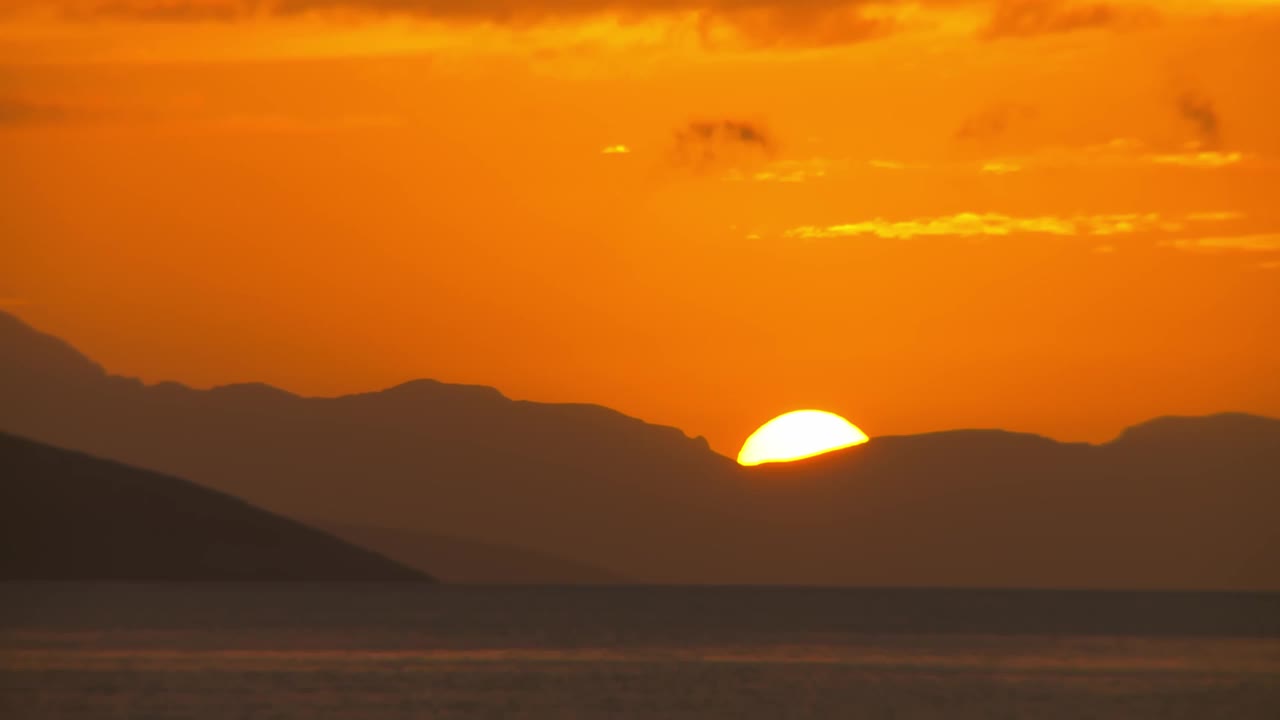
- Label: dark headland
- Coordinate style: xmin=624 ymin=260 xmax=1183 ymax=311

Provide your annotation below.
xmin=0 ymin=432 xmax=431 ymax=582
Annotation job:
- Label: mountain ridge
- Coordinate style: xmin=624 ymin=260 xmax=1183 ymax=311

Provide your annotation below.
xmin=2 ymin=309 xmax=1277 ymax=589
xmin=6 ymin=311 xmax=1265 ymax=452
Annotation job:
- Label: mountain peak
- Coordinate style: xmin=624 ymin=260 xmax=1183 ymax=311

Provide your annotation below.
xmin=0 ymin=311 xmax=105 ymax=381
xmin=381 ymin=378 xmax=509 ymax=402
xmin=1110 ymin=413 xmax=1280 ymax=448
xmin=208 ymin=382 xmax=300 ymax=402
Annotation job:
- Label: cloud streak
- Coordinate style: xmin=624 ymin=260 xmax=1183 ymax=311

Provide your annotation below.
xmin=1165 ymin=234 xmax=1280 ymax=253
xmin=1150 ymin=150 xmax=1243 ymax=168
xmin=973 ymin=137 xmax=1252 ymax=174
xmin=726 ymin=156 xmax=847 ymax=182
xmin=782 ymin=210 xmax=1237 ymax=240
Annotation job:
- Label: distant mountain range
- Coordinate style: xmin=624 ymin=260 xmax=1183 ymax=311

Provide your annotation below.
xmin=313 ymin=522 xmax=623 ymax=585
xmin=2 ymin=310 xmax=1277 ymax=589
xmin=0 ymin=432 xmax=429 ymax=582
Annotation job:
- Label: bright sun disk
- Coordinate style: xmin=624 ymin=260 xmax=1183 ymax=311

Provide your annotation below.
xmin=737 ymin=410 xmax=869 ymax=466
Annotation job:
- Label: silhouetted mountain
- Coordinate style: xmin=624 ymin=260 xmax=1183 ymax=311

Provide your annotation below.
xmin=0 ymin=432 xmax=431 ymax=582
xmin=314 ymin=522 xmax=625 ymax=585
xmin=0 ymin=311 xmax=737 ymax=583
xmin=742 ymin=418 xmax=1280 ymax=588
xmin=2 ymin=310 xmax=1278 ymax=588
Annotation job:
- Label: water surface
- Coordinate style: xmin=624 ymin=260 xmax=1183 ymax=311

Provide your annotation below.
xmin=3 ymin=584 xmax=1278 ymax=718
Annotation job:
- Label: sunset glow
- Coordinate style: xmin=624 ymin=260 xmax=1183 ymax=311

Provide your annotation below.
xmin=2 ymin=0 xmax=1278 ymax=456
xmin=2 ymin=6 xmax=1279 ymax=712
xmin=737 ymin=410 xmax=869 ymax=466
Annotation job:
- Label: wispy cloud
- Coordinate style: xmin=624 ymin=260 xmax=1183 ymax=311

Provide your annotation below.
xmin=1149 ymin=151 xmax=1244 ymax=168
xmin=980 ymin=160 xmax=1023 ymax=174
xmin=976 ymin=137 xmax=1254 ymax=173
xmin=725 ymin=157 xmax=847 ymax=183
xmin=1186 ymin=211 xmax=1245 ymax=223
xmin=954 ymin=85 xmax=1244 ymax=173
xmin=782 ymin=210 xmax=1237 ymax=240
xmin=1164 ymin=234 xmax=1280 ymax=253
xmin=868 ymin=159 xmax=911 ymax=171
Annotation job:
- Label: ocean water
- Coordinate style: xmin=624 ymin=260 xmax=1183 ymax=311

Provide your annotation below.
xmin=2 ymin=585 xmax=1278 ymax=719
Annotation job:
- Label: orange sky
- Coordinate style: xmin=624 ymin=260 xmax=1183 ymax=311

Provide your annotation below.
xmin=3 ymin=0 xmax=1279 ymax=455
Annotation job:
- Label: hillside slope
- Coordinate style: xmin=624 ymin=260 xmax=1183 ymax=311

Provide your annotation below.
xmin=0 ymin=432 xmax=432 ymax=582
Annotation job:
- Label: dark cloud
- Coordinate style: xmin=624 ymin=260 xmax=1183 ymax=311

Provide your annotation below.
xmin=41 ymin=1 xmax=902 ymax=49
xmin=695 ymin=4 xmax=893 ymax=49
xmin=671 ymin=119 xmax=774 ymax=170
xmin=83 ymin=1 xmax=247 ymax=21
xmin=980 ymin=0 xmax=1158 ymax=40
xmin=955 ymin=103 xmax=1036 ymax=142
xmin=1176 ymin=90 xmax=1220 ymax=150
xmin=40 ymin=1 xmax=1162 ymax=47
xmin=65 ymin=1 xmax=895 ymax=26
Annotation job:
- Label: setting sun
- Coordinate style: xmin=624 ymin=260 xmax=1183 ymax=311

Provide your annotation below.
xmin=737 ymin=410 xmax=869 ymax=466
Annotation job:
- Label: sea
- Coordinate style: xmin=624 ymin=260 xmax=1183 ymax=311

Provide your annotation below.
xmin=2 ymin=584 xmax=1278 ymax=719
